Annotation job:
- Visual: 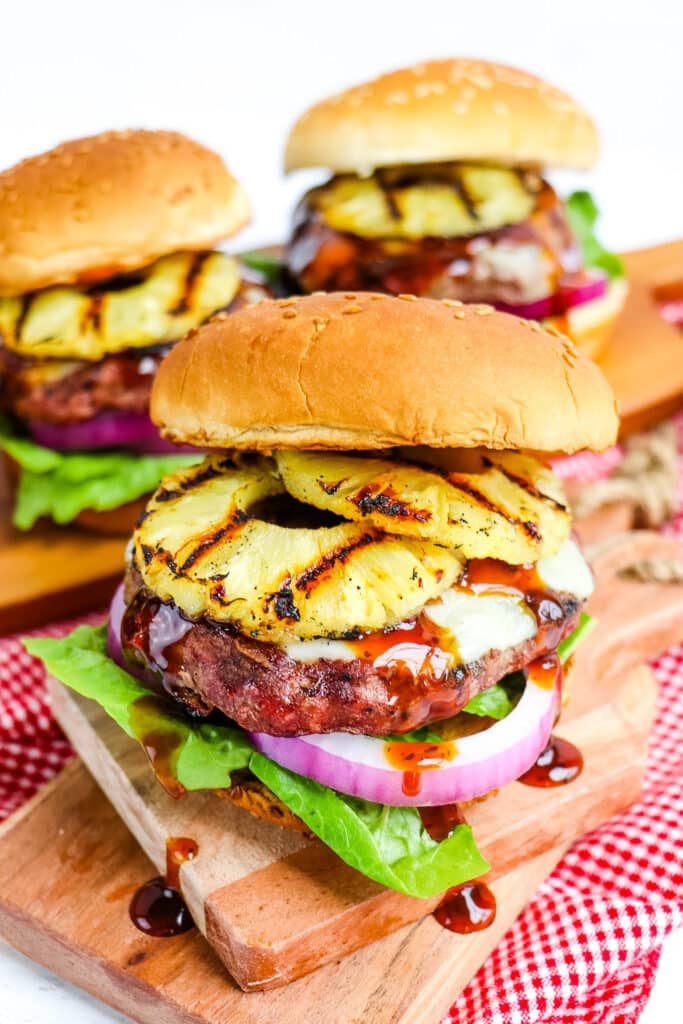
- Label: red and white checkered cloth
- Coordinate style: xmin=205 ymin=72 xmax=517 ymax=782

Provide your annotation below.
xmin=1 ymin=426 xmax=682 ymax=1023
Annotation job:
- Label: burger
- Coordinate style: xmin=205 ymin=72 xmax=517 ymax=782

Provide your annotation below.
xmin=284 ymin=59 xmax=627 ymax=359
xmin=0 ymin=129 xmax=271 ymax=533
xmin=27 ymin=293 xmax=618 ymax=901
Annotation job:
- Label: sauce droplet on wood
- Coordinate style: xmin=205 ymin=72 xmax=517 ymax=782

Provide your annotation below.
xmin=433 ymin=881 xmax=497 ymax=933
xmin=129 ymin=837 xmax=198 ymax=937
xmin=518 ymin=735 xmax=583 ymax=787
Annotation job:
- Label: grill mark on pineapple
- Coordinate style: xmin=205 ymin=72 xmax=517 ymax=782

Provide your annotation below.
xmin=263 ymin=577 xmax=300 ymax=621
xmin=347 ymin=483 xmax=432 ymax=523
xmin=375 ymin=169 xmax=403 ymax=221
xmin=446 ymin=473 xmax=540 ymax=542
xmin=80 ymin=292 xmax=105 ymax=333
xmin=449 ymin=169 xmax=479 ymax=222
xmin=170 ymin=252 xmax=211 ymax=316
xmin=295 ymin=532 xmax=377 ymax=597
xmin=482 ymin=458 xmax=568 ymax=512
xmin=12 ymin=294 xmax=34 ymax=343
xmin=177 ymin=509 xmax=251 ymax=572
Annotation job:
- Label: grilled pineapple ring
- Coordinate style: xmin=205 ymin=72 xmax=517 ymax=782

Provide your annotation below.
xmin=134 ymin=454 xmax=463 ymax=642
xmin=275 ymin=450 xmax=570 ymax=564
xmin=0 ymin=251 xmax=240 ymax=361
xmin=309 ymin=164 xmax=540 ymax=240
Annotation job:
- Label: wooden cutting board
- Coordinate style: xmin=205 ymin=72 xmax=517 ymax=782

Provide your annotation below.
xmin=601 ymin=239 xmax=683 ymax=436
xmin=0 ymin=532 xmax=680 ymax=1021
xmin=1 ymin=239 xmax=681 ymax=635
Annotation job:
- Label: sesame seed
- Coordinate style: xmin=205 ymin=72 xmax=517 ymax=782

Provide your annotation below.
xmin=398 ymin=293 xmax=417 ymax=302
xmin=474 ymin=304 xmax=494 ymax=315
xmin=211 ymin=312 xmax=229 ymax=322
xmin=453 ymin=310 xmax=466 ymax=320
xmin=278 ymin=297 xmax=298 ymax=307
xmin=343 ymin=293 xmax=357 ymax=300
xmin=441 ymin=298 xmax=463 ymax=307
xmin=283 ymin=309 xmax=297 ymax=319
xmin=342 ymin=305 xmax=363 ymax=314
xmin=311 ymin=290 xmax=327 ymax=296
xmin=370 ymin=294 xmax=385 ymax=300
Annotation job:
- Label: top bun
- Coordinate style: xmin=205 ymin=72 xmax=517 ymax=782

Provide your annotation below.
xmin=284 ymin=59 xmax=598 ymax=174
xmin=152 ymin=292 xmax=618 ymax=455
xmin=0 ymin=129 xmax=250 ymax=295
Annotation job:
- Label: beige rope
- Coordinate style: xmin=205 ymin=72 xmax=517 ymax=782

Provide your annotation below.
xmin=570 ymin=421 xmax=679 ymax=528
xmin=619 ymin=558 xmax=683 ymax=584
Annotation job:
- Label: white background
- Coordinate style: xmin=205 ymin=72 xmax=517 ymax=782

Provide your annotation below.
xmin=1 ymin=0 xmax=681 ymax=1020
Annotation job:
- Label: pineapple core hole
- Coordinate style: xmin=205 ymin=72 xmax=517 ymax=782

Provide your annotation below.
xmin=250 ymin=494 xmax=344 ymax=531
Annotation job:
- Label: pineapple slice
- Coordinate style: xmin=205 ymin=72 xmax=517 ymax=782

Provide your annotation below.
xmin=0 ymin=251 xmax=240 ymax=361
xmin=309 ymin=163 xmax=539 ymax=240
xmin=275 ymin=449 xmax=569 ymax=564
xmin=134 ymin=454 xmax=462 ymax=641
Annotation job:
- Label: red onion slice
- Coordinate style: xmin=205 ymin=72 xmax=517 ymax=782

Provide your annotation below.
xmin=249 ymin=657 xmax=560 ymax=806
xmin=494 ymin=295 xmax=558 ymax=320
xmin=29 ymin=411 xmax=198 ymax=455
xmin=494 ymin=272 xmax=608 ymax=321
xmin=559 ymin=271 xmax=608 ymax=310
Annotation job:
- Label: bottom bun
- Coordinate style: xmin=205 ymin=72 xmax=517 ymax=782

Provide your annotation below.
xmin=216 ymin=771 xmax=497 ymax=835
xmin=546 ymin=277 xmax=629 ymax=362
xmin=75 ymin=498 xmax=147 ymax=535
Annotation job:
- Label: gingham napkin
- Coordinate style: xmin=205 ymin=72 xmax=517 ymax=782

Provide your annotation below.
xmin=1 ymin=438 xmax=682 ymax=1024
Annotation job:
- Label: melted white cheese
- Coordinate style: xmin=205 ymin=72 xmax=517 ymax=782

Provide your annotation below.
xmin=284 ymin=537 xmax=593 ymax=665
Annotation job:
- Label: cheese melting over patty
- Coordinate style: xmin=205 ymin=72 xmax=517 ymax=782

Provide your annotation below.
xmin=284 ymin=538 xmax=592 ymax=666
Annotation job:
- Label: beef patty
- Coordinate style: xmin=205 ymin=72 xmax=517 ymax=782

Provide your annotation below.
xmin=120 ymin=581 xmax=580 ymax=737
xmin=0 ymin=346 xmax=165 ymax=425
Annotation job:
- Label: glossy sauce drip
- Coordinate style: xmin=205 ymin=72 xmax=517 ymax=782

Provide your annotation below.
xmin=129 ymin=837 xmax=198 ymax=938
xmin=128 ymin=694 xmax=187 ymax=799
xmin=383 ymin=738 xmax=457 ymax=797
xmin=518 ymin=735 xmax=583 ymax=787
xmin=461 ymin=559 xmax=568 ymax=653
xmin=433 ymin=881 xmax=497 ymax=933
xmin=419 ymin=803 xmax=465 ymax=842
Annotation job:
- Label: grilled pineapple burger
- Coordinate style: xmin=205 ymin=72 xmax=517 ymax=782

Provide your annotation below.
xmin=285 ymin=59 xmax=627 ymax=359
xmin=27 ymin=293 xmax=618 ymax=899
xmin=0 ymin=129 xmax=268 ymax=532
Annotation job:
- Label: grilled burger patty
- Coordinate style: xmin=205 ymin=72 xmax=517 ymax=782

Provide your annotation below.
xmin=288 ymin=179 xmax=578 ymax=302
xmin=120 ymin=575 xmax=580 ymax=737
xmin=0 ymin=345 xmax=166 ymax=425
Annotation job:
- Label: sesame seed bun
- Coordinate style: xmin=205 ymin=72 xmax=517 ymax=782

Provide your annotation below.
xmin=0 ymin=129 xmax=250 ymax=296
xmin=284 ymin=59 xmax=598 ymax=174
xmin=151 ymin=292 xmax=618 ymax=455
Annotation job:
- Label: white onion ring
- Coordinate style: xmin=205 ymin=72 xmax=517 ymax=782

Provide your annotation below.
xmin=249 ymin=657 xmax=560 ymax=806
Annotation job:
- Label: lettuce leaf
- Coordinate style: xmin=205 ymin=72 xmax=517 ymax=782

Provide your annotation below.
xmin=24 ymin=625 xmax=488 ymax=898
xmin=239 ymin=250 xmax=287 ymax=287
xmin=250 ymin=753 xmax=487 ymax=896
xmin=557 ymin=612 xmax=595 ymax=664
xmin=463 ymin=683 xmax=515 ymax=719
xmin=0 ymin=416 xmax=200 ymax=528
xmin=565 ymin=191 xmax=624 ymax=280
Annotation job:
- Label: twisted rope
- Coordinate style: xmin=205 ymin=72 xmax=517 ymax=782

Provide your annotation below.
xmin=619 ymin=558 xmax=683 ymax=584
xmin=570 ymin=421 xmax=679 ymax=528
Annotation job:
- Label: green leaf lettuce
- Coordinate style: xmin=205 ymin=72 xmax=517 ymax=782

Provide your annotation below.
xmin=0 ymin=416 xmax=200 ymax=529
xmin=565 ymin=191 xmax=624 ymax=280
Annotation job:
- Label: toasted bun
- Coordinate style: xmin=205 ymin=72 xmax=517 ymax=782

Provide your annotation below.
xmin=152 ymin=292 xmax=618 ymax=454
xmin=284 ymin=59 xmax=598 ymax=174
xmin=0 ymin=129 xmax=250 ymax=296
